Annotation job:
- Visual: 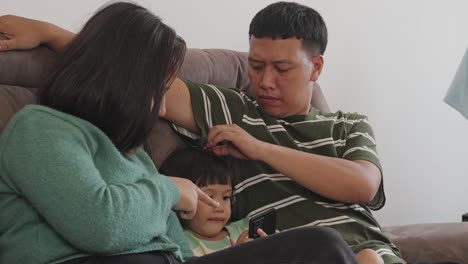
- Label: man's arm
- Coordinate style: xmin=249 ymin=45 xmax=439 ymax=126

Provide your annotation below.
xmin=261 ymin=144 xmax=381 ymax=204
xmin=0 ymin=15 xmax=74 ymax=52
xmin=160 ymin=78 xmax=199 ymax=133
xmin=207 ymin=124 xmax=381 ymax=204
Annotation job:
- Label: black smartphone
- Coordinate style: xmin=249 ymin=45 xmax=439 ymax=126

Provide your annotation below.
xmin=248 ymin=208 xmax=276 ymax=239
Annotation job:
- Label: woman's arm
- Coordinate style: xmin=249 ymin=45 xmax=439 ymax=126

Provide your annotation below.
xmin=1 ymin=114 xmax=181 ymax=254
xmin=0 ymin=15 xmax=74 ymax=52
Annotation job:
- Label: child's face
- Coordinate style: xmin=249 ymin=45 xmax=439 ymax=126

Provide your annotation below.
xmin=185 ymin=183 xmax=232 ymax=239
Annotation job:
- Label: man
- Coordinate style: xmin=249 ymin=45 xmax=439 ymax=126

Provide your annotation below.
xmin=0 ymin=2 xmax=404 ymax=263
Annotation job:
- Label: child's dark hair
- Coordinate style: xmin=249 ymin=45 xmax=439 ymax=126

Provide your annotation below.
xmin=159 ymin=147 xmax=232 ymax=187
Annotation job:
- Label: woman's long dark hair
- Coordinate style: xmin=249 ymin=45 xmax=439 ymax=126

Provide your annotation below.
xmin=39 ymin=2 xmax=186 ymax=153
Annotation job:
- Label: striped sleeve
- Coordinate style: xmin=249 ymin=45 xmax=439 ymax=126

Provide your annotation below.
xmin=341 ymin=114 xmax=385 ymax=210
xmin=183 ymin=79 xmax=245 ymax=145
xmin=341 ymin=114 xmax=381 ymax=170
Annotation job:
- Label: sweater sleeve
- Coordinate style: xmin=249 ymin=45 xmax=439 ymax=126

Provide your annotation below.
xmin=0 ymin=112 xmax=180 ymax=254
xmin=165 ymin=212 xmax=193 ymax=261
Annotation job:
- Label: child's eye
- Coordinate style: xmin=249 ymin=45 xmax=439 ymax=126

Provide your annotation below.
xmin=209 ymin=196 xmax=214 ymax=199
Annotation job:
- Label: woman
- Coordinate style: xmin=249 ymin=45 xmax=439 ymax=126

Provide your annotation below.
xmin=0 ymin=3 xmax=213 ymax=264
xmin=0 ymin=2 xmax=361 ymax=264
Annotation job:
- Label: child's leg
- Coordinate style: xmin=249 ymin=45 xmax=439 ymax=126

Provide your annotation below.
xmin=356 ymin=248 xmax=384 ymax=264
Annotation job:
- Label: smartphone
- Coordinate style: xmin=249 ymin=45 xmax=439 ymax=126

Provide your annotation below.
xmin=248 ymin=208 xmax=276 ymax=239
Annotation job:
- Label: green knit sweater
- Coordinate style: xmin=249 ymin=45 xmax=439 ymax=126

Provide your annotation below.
xmin=0 ymin=105 xmax=193 ymax=264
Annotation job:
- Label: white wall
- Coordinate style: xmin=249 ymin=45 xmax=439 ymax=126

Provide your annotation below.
xmin=4 ymin=0 xmax=468 ymax=226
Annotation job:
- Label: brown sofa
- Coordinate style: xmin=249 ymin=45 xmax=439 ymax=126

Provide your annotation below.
xmin=1 ymin=34 xmax=468 ymax=263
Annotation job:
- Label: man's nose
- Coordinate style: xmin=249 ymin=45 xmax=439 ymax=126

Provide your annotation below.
xmin=260 ymin=67 xmax=275 ymax=89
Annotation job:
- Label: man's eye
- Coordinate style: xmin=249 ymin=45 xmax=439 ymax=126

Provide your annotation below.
xmin=250 ymin=65 xmax=263 ymax=71
xmin=223 ymin=196 xmax=231 ymax=200
xmin=277 ymin=68 xmax=290 ymax=73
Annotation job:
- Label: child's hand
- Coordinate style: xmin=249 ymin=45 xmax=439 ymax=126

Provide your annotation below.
xmin=231 ymin=228 xmax=274 ymax=246
xmin=231 ymin=230 xmax=253 ymax=245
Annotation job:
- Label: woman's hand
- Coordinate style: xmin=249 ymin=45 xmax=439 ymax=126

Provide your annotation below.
xmin=206 ymin=124 xmax=270 ymax=161
xmin=0 ymin=15 xmax=74 ymax=52
xmin=0 ymin=15 xmax=48 ymax=51
xmin=167 ymin=176 xmax=219 ymax=220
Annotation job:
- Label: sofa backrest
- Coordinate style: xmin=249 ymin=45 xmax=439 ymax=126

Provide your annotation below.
xmin=0 ymin=33 xmax=330 ymax=167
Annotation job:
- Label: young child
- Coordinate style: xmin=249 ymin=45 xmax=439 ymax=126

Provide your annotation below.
xmin=159 ymin=147 xmax=253 ymax=256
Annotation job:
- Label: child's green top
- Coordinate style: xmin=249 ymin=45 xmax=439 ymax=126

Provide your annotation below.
xmin=184 ymin=218 xmax=248 ymax=256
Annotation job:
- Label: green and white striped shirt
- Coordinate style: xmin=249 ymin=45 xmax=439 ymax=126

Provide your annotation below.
xmin=180 ymin=80 xmax=404 ymax=263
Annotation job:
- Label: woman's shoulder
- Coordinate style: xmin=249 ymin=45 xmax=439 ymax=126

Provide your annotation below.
xmin=1 ymin=105 xmax=104 ymax=151
xmin=7 ymin=104 xmax=106 ymax=136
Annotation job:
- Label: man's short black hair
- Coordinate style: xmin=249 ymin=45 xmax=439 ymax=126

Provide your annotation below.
xmin=249 ymin=1 xmax=328 ymax=55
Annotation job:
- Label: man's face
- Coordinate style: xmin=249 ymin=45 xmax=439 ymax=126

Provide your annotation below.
xmin=248 ymin=37 xmax=323 ymax=118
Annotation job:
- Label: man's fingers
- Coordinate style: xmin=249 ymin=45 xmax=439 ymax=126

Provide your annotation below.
xmin=211 ymin=144 xmax=248 ymax=159
xmin=211 ymin=145 xmax=230 ymax=156
xmin=207 ymin=130 xmax=230 ymax=147
xmin=207 ymin=125 xmax=241 ymax=147
xmin=197 ymin=187 xmax=220 ymax=208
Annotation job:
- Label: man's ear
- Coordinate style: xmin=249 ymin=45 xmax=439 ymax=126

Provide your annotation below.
xmin=310 ymin=55 xmax=324 ymax=82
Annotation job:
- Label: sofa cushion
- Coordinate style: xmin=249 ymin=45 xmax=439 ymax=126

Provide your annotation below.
xmin=0 ymin=85 xmax=36 ymax=133
xmin=384 ymin=222 xmax=468 ymax=263
xmin=181 ymin=48 xmax=250 ymax=91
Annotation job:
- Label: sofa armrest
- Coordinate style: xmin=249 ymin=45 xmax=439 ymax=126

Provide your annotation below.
xmin=0 ymin=33 xmax=58 ymax=88
xmin=384 ymin=222 xmax=468 ymax=263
